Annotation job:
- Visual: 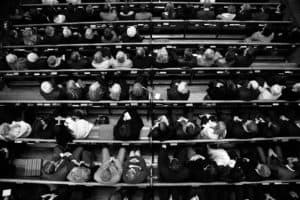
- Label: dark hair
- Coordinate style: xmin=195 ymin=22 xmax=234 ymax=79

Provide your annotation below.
xmin=103 ymin=28 xmax=113 ymax=41
xmin=262 ymin=25 xmax=273 ymax=37
xmin=102 ymin=4 xmax=110 ymax=13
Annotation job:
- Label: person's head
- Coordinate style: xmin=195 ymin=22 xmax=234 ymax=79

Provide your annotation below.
xmin=225 ymin=48 xmax=237 ymax=63
xmin=109 ymin=83 xmax=122 ymax=100
xmin=241 ymin=3 xmax=251 ymax=12
xmin=270 ymin=84 xmax=284 ymax=97
xmin=53 ymin=14 xmax=66 ymax=24
xmin=47 ymin=55 xmax=59 ymax=68
xmin=261 ymin=25 xmax=273 ymax=37
xmin=127 ymin=26 xmax=137 ymax=38
xmin=70 ymin=51 xmax=81 ymax=62
xmin=204 ymin=48 xmax=215 ymax=61
xmin=131 ymin=82 xmax=145 ymax=99
xmin=27 ymin=52 xmax=39 ymax=63
xmin=85 ymin=28 xmax=95 ymax=40
xmin=227 ymin=5 xmax=236 ymax=14
xmin=86 ymin=4 xmax=94 ymax=14
xmin=176 ymin=81 xmax=189 ymax=94
xmin=243 ymin=120 xmax=258 ymax=133
xmin=170 ymin=158 xmax=182 ymax=171
xmin=93 ymin=51 xmax=103 ymax=63
xmin=116 ymin=51 xmax=126 ymax=63
xmin=184 ymin=48 xmax=193 ymax=59
xmin=156 ymin=47 xmax=169 ymax=64
xmin=103 ymin=28 xmax=113 ymax=41
xmin=256 ymin=163 xmax=271 ymax=178
xmin=136 ymin=47 xmax=145 ymax=57
xmin=22 ymin=28 xmax=34 ymax=38
xmin=62 ymin=26 xmax=72 ymax=38
xmin=6 ymin=54 xmax=17 ymax=65
xmin=40 ymin=81 xmax=54 ymax=94
xmin=45 ymin=26 xmax=55 ymax=37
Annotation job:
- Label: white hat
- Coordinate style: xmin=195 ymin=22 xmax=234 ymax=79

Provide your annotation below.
xmin=41 ymin=81 xmax=54 ymax=94
xmin=54 ymin=14 xmax=66 ymax=24
xmin=6 ymin=54 xmax=17 ymax=64
xmin=109 ymin=83 xmax=122 ymax=100
xmin=177 ymin=81 xmax=189 ymax=94
xmin=63 ymin=27 xmax=72 ymax=38
xmin=27 ymin=52 xmax=39 ymax=63
xmin=127 ymin=26 xmax=137 ymax=38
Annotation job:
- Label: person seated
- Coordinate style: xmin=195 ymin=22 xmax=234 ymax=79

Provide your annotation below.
xmin=135 ymin=4 xmax=152 ymax=20
xmin=245 ymin=25 xmax=274 ymax=43
xmin=196 ymin=48 xmax=223 ymax=67
xmin=22 ymin=28 xmax=39 ymax=46
xmin=158 ymin=145 xmax=189 ymax=182
xmin=258 ymin=84 xmax=285 ymax=100
xmin=280 ymin=83 xmax=300 ymax=100
xmin=111 ymin=51 xmax=133 ymax=69
xmin=47 ymin=55 xmax=65 ymax=69
xmin=177 ymin=48 xmax=197 ymax=68
xmin=227 ymin=116 xmax=258 ymax=139
xmin=109 ymin=80 xmax=129 ymax=101
xmin=162 ymin=2 xmax=176 ymax=19
xmin=101 ymin=27 xmax=119 ymax=43
xmin=236 ymin=3 xmax=252 ymax=20
xmin=83 ymin=27 xmax=99 ymax=43
xmin=94 ymin=147 xmax=126 ymax=184
xmin=100 ymin=4 xmax=118 ymax=21
xmin=40 ymin=80 xmax=65 ymax=100
xmin=236 ymin=80 xmax=261 ymax=101
xmin=153 ymin=47 xmax=177 ymax=68
xmin=174 ymin=116 xmax=200 ymax=139
xmin=198 ymin=114 xmax=227 ymax=140
xmin=149 ymin=115 xmax=173 ymax=141
xmin=5 ymin=53 xmax=27 ymax=70
xmin=114 ymin=109 xmax=144 ymax=140
xmin=121 ymin=26 xmax=143 ymax=43
xmin=167 ymin=80 xmax=190 ymax=100
xmin=42 ymin=26 xmax=62 ymax=44
xmin=217 ymin=5 xmax=237 ymax=20
xmin=26 ymin=52 xmax=48 ymax=69
xmin=225 ymin=47 xmax=256 ymax=68
xmin=133 ymin=47 xmax=152 ymax=68
xmin=195 ymin=3 xmax=215 ymax=20
xmin=91 ymin=50 xmax=112 ymax=69
xmin=123 ymin=150 xmax=148 ymax=184
xmin=119 ymin=4 xmax=135 ymax=20
xmin=67 ymin=51 xmax=90 ymax=69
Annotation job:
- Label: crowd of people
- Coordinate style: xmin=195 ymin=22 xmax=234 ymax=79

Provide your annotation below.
xmin=10 ymin=2 xmax=286 ymax=23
